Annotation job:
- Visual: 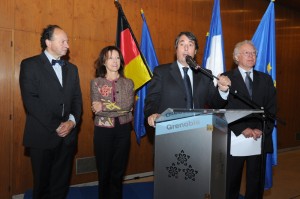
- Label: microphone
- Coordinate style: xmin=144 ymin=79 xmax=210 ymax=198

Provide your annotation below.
xmin=185 ymin=55 xmax=219 ymax=80
xmin=185 ymin=58 xmax=279 ymax=125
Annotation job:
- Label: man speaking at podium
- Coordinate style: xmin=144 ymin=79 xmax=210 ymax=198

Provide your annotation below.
xmin=144 ymin=31 xmax=230 ymax=127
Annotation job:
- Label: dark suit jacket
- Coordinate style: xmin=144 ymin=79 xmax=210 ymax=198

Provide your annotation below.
xmin=223 ymin=68 xmax=276 ymax=153
xmin=144 ymin=61 xmax=227 ymax=118
xmin=20 ymin=52 xmax=83 ymax=149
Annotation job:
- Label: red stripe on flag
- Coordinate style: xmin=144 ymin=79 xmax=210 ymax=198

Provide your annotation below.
xmin=120 ymin=28 xmax=140 ymax=65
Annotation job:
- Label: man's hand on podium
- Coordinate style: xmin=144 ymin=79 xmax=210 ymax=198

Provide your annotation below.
xmin=148 ymin=113 xmax=160 ymax=127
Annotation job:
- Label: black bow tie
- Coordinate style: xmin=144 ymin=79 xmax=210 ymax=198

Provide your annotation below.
xmin=52 ymin=59 xmax=65 ymax=66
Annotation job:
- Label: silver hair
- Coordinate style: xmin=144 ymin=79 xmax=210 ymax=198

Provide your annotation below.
xmin=233 ymin=40 xmax=257 ymax=64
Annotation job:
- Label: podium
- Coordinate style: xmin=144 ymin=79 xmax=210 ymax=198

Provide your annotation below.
xmin=154 ymin=108 xmax=263 ymax=199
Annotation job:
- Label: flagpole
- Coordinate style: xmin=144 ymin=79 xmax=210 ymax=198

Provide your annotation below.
xmin=114 ymin=0 xmax=152 ymax=79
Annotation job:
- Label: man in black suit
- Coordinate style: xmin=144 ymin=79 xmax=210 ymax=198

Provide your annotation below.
xmin=223 ymin=40 xmax=276 ymax=199
xmin=19 ymin=25 xmax=82 ymax=199
xmin=144 ymin=31 xmax=231 ymax=127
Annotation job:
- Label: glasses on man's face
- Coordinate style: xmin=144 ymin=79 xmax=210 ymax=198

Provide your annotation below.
xmin=240 ymin=51 xmax=257 ymax=57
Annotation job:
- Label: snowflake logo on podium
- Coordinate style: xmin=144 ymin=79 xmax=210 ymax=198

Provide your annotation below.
xmin=166 ymin=150 xmax=198 ymax=181
xmin=175 ymin=150 xmax=190 ymax=166
xmin=183 ymin=165 xmax=198 ymax=181
xmin=166 ymin=163 xmax=181 ymax=178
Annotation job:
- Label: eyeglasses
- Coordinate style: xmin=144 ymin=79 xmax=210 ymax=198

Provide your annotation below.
xmin=240 ymin=51 xmax=257 ymax=57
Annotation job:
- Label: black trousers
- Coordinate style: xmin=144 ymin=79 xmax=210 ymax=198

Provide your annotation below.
xmin=94 ymin=120 xmax=131 ymax=199
xmin=228 ymin=155 xmax=264 ymax=199
xmin=30 ymin=140 xmax=76 ymax=199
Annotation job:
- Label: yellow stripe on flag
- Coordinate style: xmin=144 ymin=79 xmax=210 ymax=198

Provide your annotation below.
xmin=124 ymin=55 xmax=151 ymax=90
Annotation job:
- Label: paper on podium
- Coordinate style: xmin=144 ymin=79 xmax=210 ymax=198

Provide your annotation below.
xmin=230 ymin=131 xmax=261 ymax=156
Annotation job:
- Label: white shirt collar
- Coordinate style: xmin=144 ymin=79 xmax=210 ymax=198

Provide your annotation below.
xmin=238 ymin=66 xmax=253 ymax=79
xmin=44 ymin=50 xmax=60 ymax=64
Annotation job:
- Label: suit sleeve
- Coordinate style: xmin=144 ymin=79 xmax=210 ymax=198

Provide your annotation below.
xmin=70 ymin=67 xmax=83 ymax=125
xmin=19 ymin=60 xmax=59 ymax=131
xmin=205 ymin=70 xmax=228 ymax=108
xmin=144 ymin=67 xmax=162 ymax=118
xmin=262 ymin=75 xmax=277 ymax=135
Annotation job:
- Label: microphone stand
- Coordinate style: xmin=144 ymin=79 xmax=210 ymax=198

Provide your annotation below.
xmin=228 ymin=89 xmax=269 ymax=199
xmin=186 ymin=55 xmax=284 ymax=199
xmin=186 ymin=55 xmax=282 ymax=123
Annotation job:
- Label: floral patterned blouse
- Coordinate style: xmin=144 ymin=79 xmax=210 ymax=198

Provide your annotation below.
xmin=90 ymin=77 xmax=134 ymax=128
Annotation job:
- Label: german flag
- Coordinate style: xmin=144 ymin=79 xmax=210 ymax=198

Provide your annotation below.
xmin=115 ymin=2 xmax=152 ymax=90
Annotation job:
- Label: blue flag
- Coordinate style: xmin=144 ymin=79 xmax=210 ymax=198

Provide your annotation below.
xmin=134 ymin=10 xmax=159 ymax=144
xmin=202 ymin=0 xmax=225 ymax=85
xmin=252 ymin=1 xmax=277 ymax=190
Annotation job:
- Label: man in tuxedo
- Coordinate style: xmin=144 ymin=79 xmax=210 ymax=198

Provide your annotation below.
xmin=223 ymin=40 xmax=276 ymax=199
xmin=144 ymin=31 xmax=231 ymax=127
xmin=19 ymin=25 xmax=82 ymax=199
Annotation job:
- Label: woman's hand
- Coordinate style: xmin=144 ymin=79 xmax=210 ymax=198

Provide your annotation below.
xmin=92 ymin=101 xmax=103 ymax=113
